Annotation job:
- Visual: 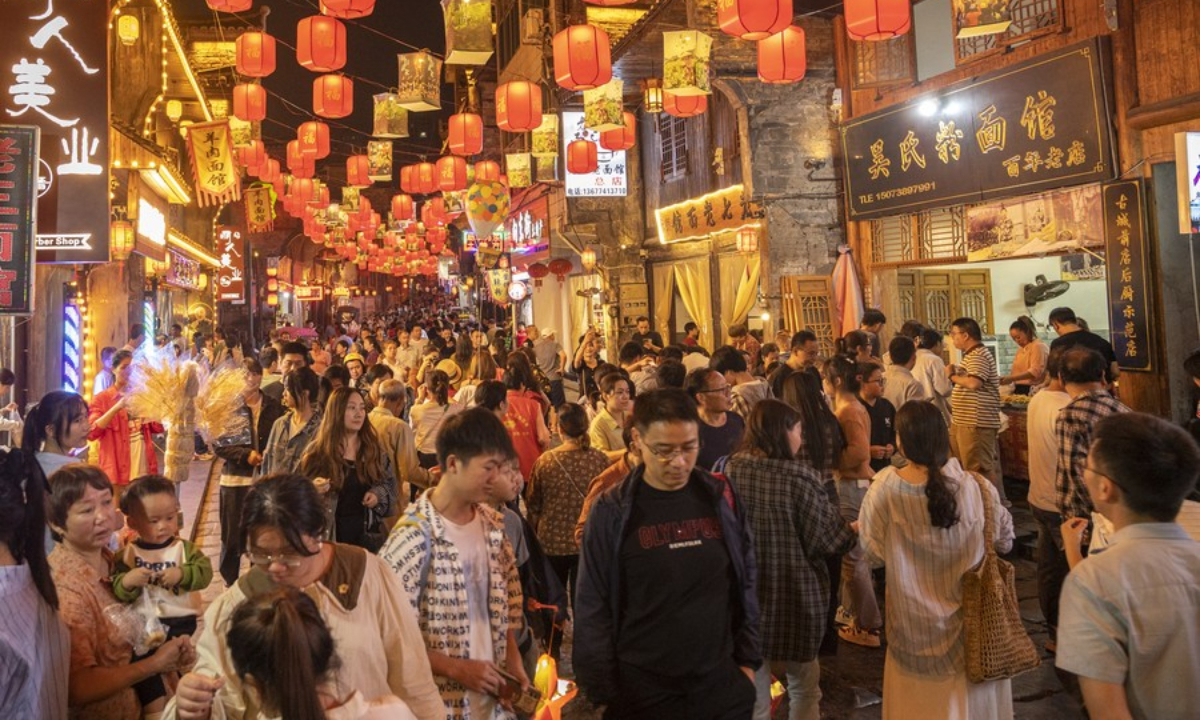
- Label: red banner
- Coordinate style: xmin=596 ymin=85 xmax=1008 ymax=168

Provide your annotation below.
xmin=0 ymin=126 xmax=39 ymax=313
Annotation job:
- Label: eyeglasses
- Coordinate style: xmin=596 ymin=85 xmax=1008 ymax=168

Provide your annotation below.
xmin=247 ymin=550 xmax=307 ymax=568
xmin=698 ymin=385 xmax=731 ymax=395
xmin=644 ymin=444 xmax=700 ymax=463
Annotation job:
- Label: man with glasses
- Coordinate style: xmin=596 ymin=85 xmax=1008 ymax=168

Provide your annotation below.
xmin=575 ymin=388 xmax=761 ymax=719
xmin=686 ymin=368 xmax=746 ymax=473
xmin=945 ymin=317 xmax=1006 ymax=503
xmin=857 ymin=362 xmax=896 ymax=473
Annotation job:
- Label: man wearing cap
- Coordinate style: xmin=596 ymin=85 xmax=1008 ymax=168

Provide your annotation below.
xmin=344 ymin=352 xmax=368 ymax=391
xmin=534 ymin=327 xmax=568 ymax=407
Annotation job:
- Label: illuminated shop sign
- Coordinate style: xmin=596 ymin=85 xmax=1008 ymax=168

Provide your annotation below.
xmin=562 ymin=111 xmax=626 ymax=198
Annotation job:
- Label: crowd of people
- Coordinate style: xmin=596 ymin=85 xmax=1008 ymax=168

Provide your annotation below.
xmin=0 ymin=304 xmax=1197 ymax=720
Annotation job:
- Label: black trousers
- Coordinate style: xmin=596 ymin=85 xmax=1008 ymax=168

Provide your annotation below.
xmin=1032 ymin=506 xmax=1070 ymax=641
xmin=218 ymin=484 xmax=250 ymax=587
xmin=606 ymin=659 xmax=756 ymax=720
xmin=132 ymin=615 xmax=198 ymax=707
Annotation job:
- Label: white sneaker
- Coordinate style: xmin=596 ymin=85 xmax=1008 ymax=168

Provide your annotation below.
xmin=835 ymin=606 xmax=855 ymax=627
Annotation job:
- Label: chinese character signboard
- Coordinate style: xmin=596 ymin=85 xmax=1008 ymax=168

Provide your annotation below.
xmin=504 ymin=194 xmax=550 ymax=263
xmin=186 ymin=121 xmax=241 ymax=207
xmin=294 ymin=284 xmax=324 ymax=302
xmin=0 ymin=125 xmax=39 ymax=314
xmin=841 ymin=39 xmax=1114 ymax=220
xmin=245 ymin=185 xmax=274 ymax=233
xmin=215 ymin=226 xmax=245 ymax=303
xmin=654 ymin=184 xmax=764 ymax=244
xmin=4 ymin=0 xmax=110 ymax=264
xmin=164 ymin=250 xmax=201 ymax=291
xmin=1102 ymin=180 xmax=1151 ymax=372
xmin=562 ymin=111 xmax=627 ymax=198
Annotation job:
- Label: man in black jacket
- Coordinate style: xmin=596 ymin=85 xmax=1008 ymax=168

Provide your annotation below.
xmin=212 ymin=359 xmax=285 ymax=586
xmin=574 ymin=388 xmax=762 ymax=719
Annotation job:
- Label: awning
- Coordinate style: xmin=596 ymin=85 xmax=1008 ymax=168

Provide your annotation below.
xmin=167 ymin=230 xmax=220 ymax=267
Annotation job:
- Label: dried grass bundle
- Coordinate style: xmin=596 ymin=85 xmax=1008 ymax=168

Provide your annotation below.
xmin=127 ymin=349 xmax=199 ymax=426
xmin=195 ymin=364 xmax=250 ymax=443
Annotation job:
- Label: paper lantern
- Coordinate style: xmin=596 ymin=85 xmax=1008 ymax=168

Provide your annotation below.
xmin=580 ymin=248 xmax=597 ymax=271
xmin=553 ymin=25 xmax=612 ymax=91
xmin=236 ymin=31 xmax=277 ymax=77
xmin=232 ymin=83 xmax=266 ymax=121
xmin=372 ymin=93 xmax=410 ymax=138
xmin=758 ymin=25 xmax=807 ymax=84
xmin=297 ymin=16 xmax=347 ymax=72
xmin=237 ymin=140 xmax=266 ymax=171
xmin=664 ymin=90 xmax=707 ymax=117
xmin=583 ymin=79 xmax=623 ymax=131
xmin=496 ymin=81 xmax=543 ymax=132
xmin=260 ymin=157 xmax=281 ymax=183
xmin=600 ymin=112 xmax=636 ymax=151
xmin=207 ymin=0 xmax=252 ymax=12
xmin=443 ymin=0 xmax=494 ymax=65
xmin=110 ymin=220 xmax=134 ymax=261
xmin=566 ymin=140 xmax=598 ymax=175
xmin=165 ymin=100 xmax=183 ymax=122
xmin=391 ymin=194 xmax=414 ymax=221
xmin=663 ymin=30 xmax=712 ymax=96
xmin=321 ymin=0 xmax=375 ymax=19
xmin=531 ymin=114 xmax=559 ymax=157
xmin=298 ymin=120 xmax=331 ymax=159
xmin=397 ymin=51 xmax=442 ymax=111
xmin=448 ymin=113 xmax=484 ymax=156
xmin=737 ymin=227 xmax=759 ymax=253
xmin=506 ymin=153 xmax=532 ymax=188
xmin=117 ymin=14 xmax=140 ymax=45
xmin=414 ymin=162 xmax=438 ymax=194
xmin=292 ymin=162 xmax=315 ymax=179
xmin=347 ymin=155 xmax=371 ymax=187
xmin=548 ymin=257 xmax=573 ymax=282
xmin=400 ymin=165 xmax=415 ymax=194
xmin=719 ymin=0 xmax=792 ymax=41
xmin=313 ymin=74 xmax=353 ymax=118
xmin=422 ymin=199 xmax=447 ymax=227
xmin=642 ymin=78 xmax=664 ymax=113
xmin=845 ymin=0 xmax=912 ymax=41
xmin=466 ymin=181 xmax=510 ymax=238
xmin=475 ymin=160 xmax=501 ymax=183
xmin=437 ymin=155 xmax=468 ymax=192
xmin=367 ymin=140 xmax=392 ymax=181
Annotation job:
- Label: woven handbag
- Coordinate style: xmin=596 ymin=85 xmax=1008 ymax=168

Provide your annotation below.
xmin=961 ymin=472 xmax=1040 ymax=683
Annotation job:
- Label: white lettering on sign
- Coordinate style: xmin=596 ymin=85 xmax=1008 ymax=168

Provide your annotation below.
xmin=508 ymin=210 xmax=545 ymax=248
xmin=137 ymin=197 xmax=166 ymax=246
xmin=35 ymin=233 xmax=91 ymax=249
xmin=562 ymin=111 xmax=627 ymax=199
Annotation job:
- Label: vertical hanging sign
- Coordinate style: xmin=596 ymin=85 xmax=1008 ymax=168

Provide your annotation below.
xmin=244 ymin=185 xmax=274 ymax=233
xmin=1102 ymin=179 xmax=1151 ymax=372
xmin=0 ymin=125 xmax=39 ymax=313
xmin=187 ymin=120 xmax=242 ymax=207
xmin=216 ymin=226 xmax=246 ymax=304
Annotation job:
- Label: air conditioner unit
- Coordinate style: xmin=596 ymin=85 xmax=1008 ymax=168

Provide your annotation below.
xmin=522 ymin=9 xmax=545 ymax=45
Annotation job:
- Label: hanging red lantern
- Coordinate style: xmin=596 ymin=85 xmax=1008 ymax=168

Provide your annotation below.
xmin=232 ymin=83 xmax=267 ymax=121
xmin=566 ymin=139 xmax=598 ymax=174
xmin=260 ymin=157 xmax=281 ymax=183
xmin=298 ymin=120 xmax=331 ymax=159
xmin=664 ymin=91 xmax=707 ymax=117
xmin=313 ymin=74 xmax=353 ymax=118
xmin=287 ymin=140 xmax=305 ymax=170
xmin=237 ymin=140 xmax=266 ymax=171
xmin=391 ymin=194 xmax=414 ymax=221
xmin=495 ymin=81 xmax=543 ymax=133
xmin=414 ymin=162 xmax=438 ymax=194
xmin=599 ymin=112 xmax=636 ymax=151
xmin=292 ymin=177 xmax=318 ymax=203
xmin=758 ymin=25 xmax=807 ymax=84
xmin=346 ymin=155 xmax=371 ymax=186
xmin=320 ymin=0 xmax=375 ymax=19
xmin=422 ymin=201 xmax=446 ymax=228
xmin=206 ymin=0 xmax=252 ymax=12
xmin=436 ymin=156 xmax=468 ymax=192
xmin=844 ymin=0 xmax=911 ymax=41
xmin=236 ymin=31 xmax=277 ymax=77
xmin=548 ymin=258 xmax=574 ymax=283
xmin=474 ymin=160 xmax=501 ymax=183
xmin=552 ymin=25 xmax=612 ymax=91
xmin=296 ymin=16 xmax=347 ymax=72
xmin=400 ymin=165 xmax=415 ymax=194
xmin=448 ymin=113 xmax=484 ymax=156
xmin=719 ymin=0 xmax=792 ymax=41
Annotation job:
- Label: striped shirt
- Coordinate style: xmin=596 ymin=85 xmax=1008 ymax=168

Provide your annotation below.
xmin=1055 ymin=390 xmax=1130 ymax=519
xmin=950 ymin=344 xmax=1001 ymax=429
xmin=0 ymin=563 xmax=70 ymax=719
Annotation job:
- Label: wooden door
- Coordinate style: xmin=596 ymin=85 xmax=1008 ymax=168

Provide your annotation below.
xmin=780 ymin=276 xmax=836 ymax=358
xmin=896 ymin=268 xmax=994 ymax=336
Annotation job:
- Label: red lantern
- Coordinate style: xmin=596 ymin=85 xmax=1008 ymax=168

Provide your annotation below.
xmin=719 ymin=0 xmax=792 ymax=41
xmin=422 ymin=201 xmax=446 ymax=228
xmin=391 ymin=194 xmax=414 ymax=221
xmin=296 ymin=16 xmax=347 ymax=72
xmin=298 ymin=120 xmax=331 ymax=159
xmin=567 ymin=140 xmax=598 ymax=174
xmin=758 ymin=25 xmax=806 ymax=84
xmin=414 ymin=162 xmax=439 ymax=194
xmin=495 ymin=82 xmax=543 ymax=133
xmin=320 ymin=0 xmax=375 ymax=19
xmin=206 ymin=0 xmax=251 ymax=12
xmin=436 ymin=156 xmax=468 ymax=192
xmin=292 ymin=177 xmax=318 ymax=203
xmin=664 ymin=91 xmax=707 ymax=117
xmin=260 ymin=157 xmax=281 ymax=183
xmin=553 ymin=25 xmax=612 ymax=91
xmin=400 ymin=165 xmax=415 ymax=194
xmin=237 ymin=140 xmax=265 ymax=171
xmin=287 ymin=140 xmax=305 ymax=170
xmin=474 ymin=160 xmax=501 ymax=183
xmin=844 ymin=0 xmax=911 ymax=41
xmin=232 ymin=83 xmax=266 ymax=121
xmin=599 ymin=112 xmax=636 ymax=151
xmin=236 ymin=31 xmax=277 ymax=77
xmin=313 ymin=74 xmax=353 ymax=118
xmin=346 ymin=155 xmax=371 ymax=187
xmin=448 ymin=113 xmax=484 ymax=156
xmin=548 ymin=257 xmax=574 ymax=283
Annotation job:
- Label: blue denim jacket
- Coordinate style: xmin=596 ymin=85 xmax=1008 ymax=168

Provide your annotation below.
xmin=258 ymin=409 xmax=321 ymax=478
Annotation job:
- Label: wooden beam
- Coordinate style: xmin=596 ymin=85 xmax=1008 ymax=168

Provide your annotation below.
xmin=1126 ymin=92 xmax=1200 ymax=130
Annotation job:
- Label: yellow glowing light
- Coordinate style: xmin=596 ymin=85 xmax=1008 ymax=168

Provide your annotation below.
xmin=166 ymin=99 xmax=183 ymax=122
xmin=117 ymin=14 xmax=140 ymax=45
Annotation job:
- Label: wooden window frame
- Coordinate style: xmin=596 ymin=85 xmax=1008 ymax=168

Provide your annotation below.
xmin=658 ymin=113 xmax=689 ymax=182
xmin=952 ymin=0 xmax=1065 ymax=67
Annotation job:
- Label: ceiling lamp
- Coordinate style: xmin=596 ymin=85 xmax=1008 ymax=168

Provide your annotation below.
xmin=448 ymin=113 xmax=484 ymax=156
xmin=757 ymin=25 xmax=807 ymax=84
xmin=347 ymin=155 xmax=371 ymax=187
xmin=844 ymin=0 xmax=912 ymax=41
xmin=599 ymin=111 xmax=636 ymax=151
xmin=642 ymin=79 xmax=664 ymax=113
xmin=437 ymin=156 xmax=468 ymax=192
xmin=232 ymin=83 xmax=266 ymax=121
xmin=553 ymin=24 xmax=612 ymax=91
xmin=320 ymin=0 xmax=376 ymax=19
xmin=313 ymin=74 xmax=353 ymax=118
xmin=116 ymin=14 xmax=140 ymax=46
xmin=297 ymin=16 xmax=347 ymax=72
xmin=298 ymin=120 xmax=331 ymax=159
xmin=566 ymin=139 xmax=598 ymax=175
xmin=474 ymin=160 xmax=501 ymax=183
xmin=165 ymin=99 xmax=183 ymax=122
xmin=719 ymin=0 xmax=793 ymax=41
xmin=664 ymin=91 xmax=707 ymax=117
xmin=391 ymin=194 xmax=414 ymax=221
xmin=495 ymin=81 xmax=543 ymax=133
xmin=236 ymin=31 xmax=277 ymax=77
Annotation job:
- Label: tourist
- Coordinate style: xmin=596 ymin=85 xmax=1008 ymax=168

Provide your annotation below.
xmin=837 ymin=330 xmax=875 ymax=364
xmin=881 ymin=321 xmax=925 ymax=368
xmin=451 ymin=349 xmax=499 ymax=409
xmin=48 ymin=465 xmax=193 ymax=719
xmin=503 ymin=353 xmax=551 ymax=481
xmin=631 ymin=316 xmax=664 ymax=356
xmin=589 ymin=373 xmax=632 ymax=462
xmin=279 ymin=340 xmax=311 ymax=375
xmin=474 ymin=380 xmax=509 ymax=419
xmin=299 ymin=387 xmax=395 ymax=550
xmin=711 ymin=345 xmax=773 ymax=419
xmin=88 ymin=349 xmax=163 ymax=494
xmin=654 ymin=358 xmax=687 ymax=390
xmin=785 ymin=330 xmax=822 ymax=378
xmin=343 ymin=353 xmax=368 ymax=391
xmin=259 ymin=346 xmax=284 ymax=403
xmin=573 ymin=327 xmax=604 ymax=404
xmin=728 ymin=323 xmax=762 ymax=370
xmin=686 ymin=367 xmax=746 ymax=473
xmin=23 ymin=390 xmax=90 ymax=479
xmin=1048 ymin=307 xmax=1119 ymax=383
xmin=94 ymin=346 xmax=117 ymax=395
xmin=860 ymin=309 xmax=887 ymax=358
xmin=526 ymin=403 xmax=609 ymax=609
xmin=260 ymin=367 xmax=323 ymax=477
xmin=913 ymin=329 xmax=954 ymax=425
xmin=682 ymin=321 xmax=702 ymax=348
xmin=169 ymin=474 xmax=444 ymax=719
xmin=124 ymin=323 xmax=147 ymax=353
xmin=371 ymin=379 xmax=428 ymax=506
xmin=882 ymin=336 xmax=928 ymax=411
xmin=411 ymin=369 xmax=462 ymax=471
xmin=1055 ymin=413 xmax=1200 ymax=720
xmin=859 ymin=361 xmax=897 ymax=474
xmin=380 ymin=409 xmax=529 ymax=719
xmin=858 ymin=401 xmax=1015 ymax=719
xmin=619 ymin=341 xmax=657 ymax=395
xmin=946 ymin=317 xmax=1005 ymax=503
xmin=575 ymin=424 xmax=640 ymax=547
xmin=533 ymin=328 xmax=568 ymax=408
xmin=724 ymin=400 xmax=856 ymax=720
xmin=574 ymin=388 xmax=760 ymax=717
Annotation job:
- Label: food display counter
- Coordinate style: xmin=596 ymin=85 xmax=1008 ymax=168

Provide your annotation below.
xmin=999 ymin=395 xmax=1031 ymax=482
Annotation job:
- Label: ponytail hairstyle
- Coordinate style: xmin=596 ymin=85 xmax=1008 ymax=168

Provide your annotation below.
xmin=823 ymin=354 xmax=862 ymax=395
xmin=835 ymin=330 xmax=872 ymax=358
xmin=22 ymin=390 xmax=88 ymax=453
xmin=426 ymin=369 xmax=451 ymax=406
xmin=896 ymin=401 xmax=959 ymax=529
xmin=227 ymin=588 xmax=335 ymax=720
xmin=1010 ymin=315 xmax=1037 ymax=340
xmin=0 ymin=449 xmax=56 ymax=609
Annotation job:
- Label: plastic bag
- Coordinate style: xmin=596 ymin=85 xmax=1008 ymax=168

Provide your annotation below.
xmin=103 ymin=593 xmax=167 ymax=656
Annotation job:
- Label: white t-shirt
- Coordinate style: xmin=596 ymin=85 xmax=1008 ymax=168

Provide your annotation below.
xmin=1026 ymin=389 xmax=1071 ymax=513
xmin=440 ymin=513 xmax=497 ymax=720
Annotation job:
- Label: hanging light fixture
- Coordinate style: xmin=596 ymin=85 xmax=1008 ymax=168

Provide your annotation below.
xmin=495 ymin=81 xmax=543 ymax=133
xmin=437 ymin=156 xmax=468 ymax=192
xmin=233 ymin=83 xmax=267 ymax=121
xmin=313 ymin=74 xmax=354 ymax=118
xmin=844 ymin=0 xmax=912 ymax=41
xmin=737 ymin=227 xmax=759 ymax=254
xmin=757 ymin=25 xmax=807 ymax=84
xmin=642 ymin=79 xmax=664 ymax=113
xmin=346 ymin=155 xmax=371 ymax=187
xmin=236 ymin=31 xmax=277 ymax=77
xmin=474 ymin=160 xmax=501 ymax=183
xmin=110 ymin=219 xmax=135 ymax=261
xmin=600 ymin=112 xmax=636 ymax=151
xmin=297 ymin=15 xmax=347 ymax=72
xmin=581 ymin=248 xmax=597 ymax=272
xmin=566 ymin=140 xmax=598 ymax=174
xmin=448 ymin=113 xmax=484 ymax=156
xmin=719 ymin=0 xmax=793 ymax=41
xmin=237 ymin=140 xmax=266 ymax=172
xmin=165 ymin=99 xmax=184 ymax=122
xmin=391 ymin=194 xmax=415 ymax=221
xmin=664 ymin=91 xmax=707 ymax=118
xmin=414 ymin=162 xmax=439 ymax=194
xmin=116 ymin=14 xmax=140 ymax=46
xmin=320 ymin=0 xmax=376 ymax=19
xmin=298 ymin=120 xmax=331 ymax=159
xmin=553 ymin=24 xmax=612 ymax=91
